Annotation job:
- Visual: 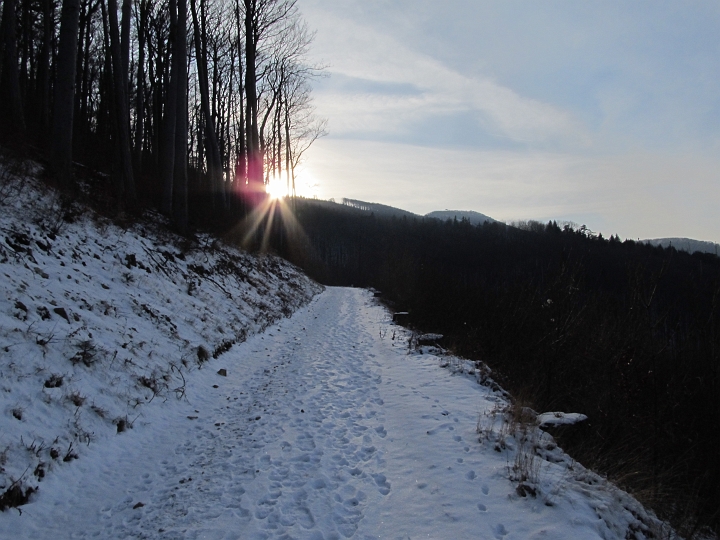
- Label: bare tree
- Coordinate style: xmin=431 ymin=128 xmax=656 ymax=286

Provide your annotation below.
xmin=160 ymin=0 xmax=179 ymax=215
xmin=190 ymin=0 xmax=223 ymax=208
xmin=133 ymin=0 xmax=151 ymax=172
xmin=3 ymin=0 xmax=323 ymax=224
xmin=0 ymin=0 xmax=26 ymax=138
xmin=34 ymin=0 xmax=54 ymax=142
xmin=243 ymin=0 xmax=297 ymax=185
xmin=106 ymin=0 xmax=137 ymax=203
xmin=285 ymin=79 xmax=326 ymax=195
xmin=172 ymin=0 xmax=188 ymax=231
xmin=120 ymin=0 xmax=132 ymax=91
xmin=50 ymin=0 xmax=82 ymax=185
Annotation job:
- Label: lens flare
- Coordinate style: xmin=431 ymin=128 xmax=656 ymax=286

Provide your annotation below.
xmin=265 ymin=177 xmax=287 ymax=200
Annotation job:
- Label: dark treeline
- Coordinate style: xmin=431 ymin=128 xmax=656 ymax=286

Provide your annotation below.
xmin=0 ymin=0 xmax=325 ymax=230
xmin=278 ymin=200 xmax=720 ymax=536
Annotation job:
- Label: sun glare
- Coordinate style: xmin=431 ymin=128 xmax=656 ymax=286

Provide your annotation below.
xmin=265 ymin=177 xmax=287 ymax=200
xmin=234 ymin=173 xmax=309 ymax=254
xmin=293 ymin=167 xmax=321 ymax=199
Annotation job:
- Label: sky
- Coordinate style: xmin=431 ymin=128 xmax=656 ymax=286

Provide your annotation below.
xmin=292 ymin=0 xmax=720 ymax=242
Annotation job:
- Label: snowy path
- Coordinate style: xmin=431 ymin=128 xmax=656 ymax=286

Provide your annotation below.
xmin=1 ymin=287 xmax=668 ymax=539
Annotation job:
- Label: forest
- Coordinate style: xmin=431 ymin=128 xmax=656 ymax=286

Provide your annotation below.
xmin=0 ymin=0 xmax=324 ymax=231
xmin=272 ymin=199 xmax=720 ymax=537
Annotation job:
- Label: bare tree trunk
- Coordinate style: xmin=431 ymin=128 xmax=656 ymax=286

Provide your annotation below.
xmin=19 ymin=0 xmax=30 ymax=96
xmin=160 ymin=0 xmax=178 ymax=215
xmin=190 ymin=0 xmax=223 ymax=209
xmin=99 ymin=0 xmax=113 ymax=146
xmin=79 ymin=1 xmax=98 ymax=134
xmin=134 ymin=0 xmax=149 ymax=174
xmin=258 ymin=85 xmax=278 ymax=181
xmin=73 ymin=0 xmax=88 ymax=142
xmin=172 ymin=0 xmax=188 ymax=232
xmin=284 ymin=99 xmax=291 ymax=194
xmin=233 ymin=0 xmax=246 ymax=194
xmin=276 ymin=89 xmax=282 ymax=179
xmin=120 ymin=0 xmax=131 ymax=92
xmin=35 ymin=0 xmax=53 ymax=145
xmin=244 ymin=0 xmax=261 ymax=184
xmin=107 ymin=0 xmax=137 ymax=204
xmin=50 ymin=0 xmax=82 ymax=185
xmin=1 ymin=0 xmax=27 ymax=138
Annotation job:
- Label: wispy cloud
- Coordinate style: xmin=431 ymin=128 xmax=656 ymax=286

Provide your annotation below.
xmin=298 ymin=0 xmax=720 ymax=242
xmin=307 ymin=10 xmax=589 ymax=148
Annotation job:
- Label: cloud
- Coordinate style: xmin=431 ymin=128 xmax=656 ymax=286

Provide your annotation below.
xmin=305 ymin=8 xmax=589 ymax=149
xmin=297 ymin=0 xmax=720 ymax=243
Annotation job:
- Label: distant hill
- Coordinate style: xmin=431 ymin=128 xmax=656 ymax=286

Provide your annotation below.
xmin=341 ymin=198 xmax=419 ymax=219
xmin=644 ymin=237 xmax=720 ymax=256
xmin=336 ymin=200 xmax=498 ymax=226
xmin=425 ymin=210 xmax=496 ymax=226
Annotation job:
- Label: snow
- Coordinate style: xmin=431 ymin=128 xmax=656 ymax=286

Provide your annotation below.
xmin=0 ymin=164 xmax=677 ymax=538
xmin=537 ymin=412 xmax=588 ymax=427
xmin=0 ymin=166 xmax=321 ymax=513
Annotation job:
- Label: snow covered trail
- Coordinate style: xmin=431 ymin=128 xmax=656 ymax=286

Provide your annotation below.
xmin=1 ymin=287 xmax=670 ymax=539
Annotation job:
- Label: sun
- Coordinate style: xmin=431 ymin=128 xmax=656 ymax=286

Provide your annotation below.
xmin=265 ymin=176 xmax=287 ymax=200
xmin=235 ymin=174 xmax=309 ymax=254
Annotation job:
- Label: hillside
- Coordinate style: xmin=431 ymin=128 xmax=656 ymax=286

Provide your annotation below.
xmin=341 ymin=198 xmax=419 ymax=219
xmin=644 ymin=237 xmax=720 ymax=256
xmin=281 ymin=200 xmax=720 ymax=536
xmin=0 ymin=156 xmax=322 ymax=510
xmin=425 ymin=209 xmax=496 ymax=225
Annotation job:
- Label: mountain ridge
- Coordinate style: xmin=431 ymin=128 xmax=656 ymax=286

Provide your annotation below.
xmin=644 ymin=237 xmax=720 ymax=256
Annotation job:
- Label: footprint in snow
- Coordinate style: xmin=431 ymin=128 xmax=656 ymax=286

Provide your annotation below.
xmin=258 ymin=454 xmax=272 ymax=469
xmin=466 ymin=470 xmax=476 ymax=480
xmin=477 ymin=503 xmax=487 ymax=512
xmin=482 ymin=483 xmax=490 ymax=495
xmin=374 ymin=425 xmax=387 ymax=438
xmin=296 ymin=432 xmax=316 ymax=451
xmin=426 ymin=422 xmax=454 ymax=435
xmin=494 ymin=523 xmax=509 ymax=538
xmin=372 ymin=473 xmax=391 ymax=495
xmin=310 ymin=478 xmax=327 ymax=489
xmin=356 ymin=445 xmax=376 ymax=461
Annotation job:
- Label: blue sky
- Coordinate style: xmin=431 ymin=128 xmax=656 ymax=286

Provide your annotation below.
xmin=295 ymin=0 xmax=720 ymax=242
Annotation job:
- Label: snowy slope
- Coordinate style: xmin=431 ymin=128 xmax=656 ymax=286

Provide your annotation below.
xmin=1 ymin=284 xmax=676 ymax=539
xmin=0 ymin=161 xmax=322 ymax=510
